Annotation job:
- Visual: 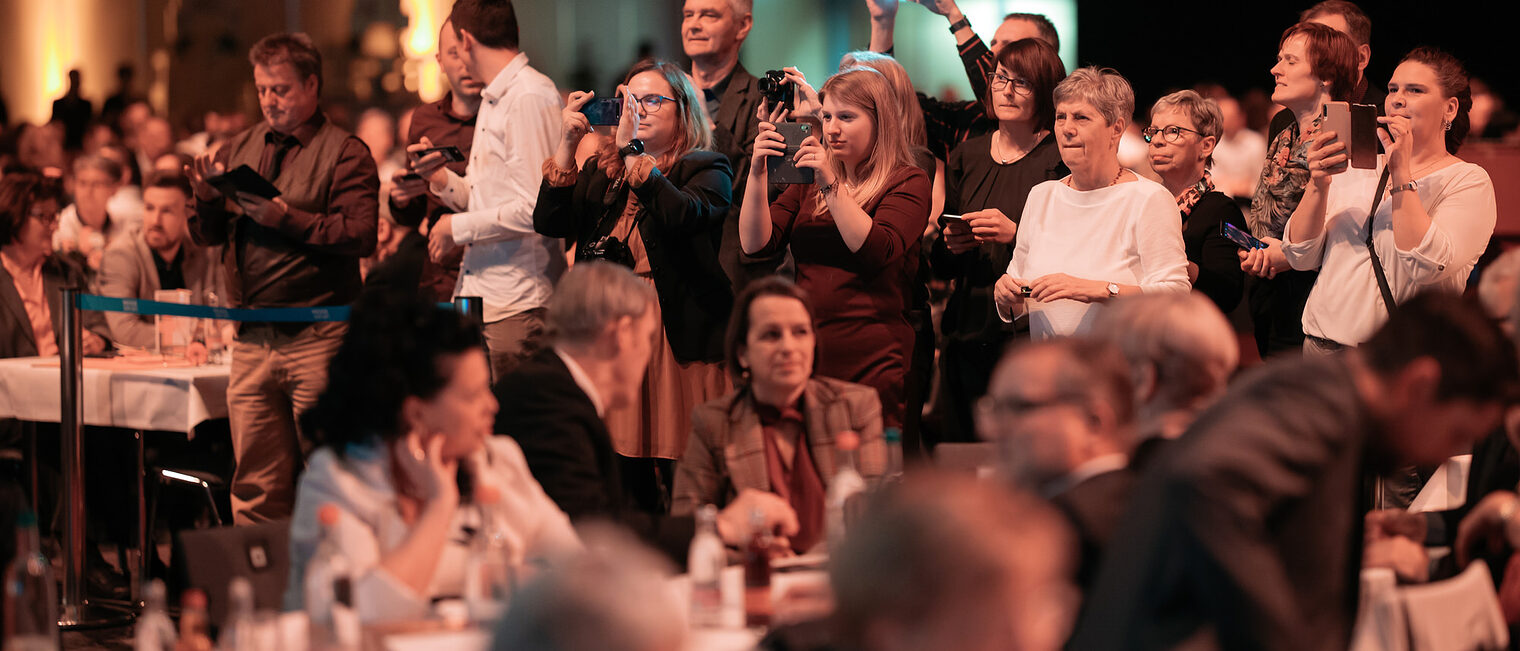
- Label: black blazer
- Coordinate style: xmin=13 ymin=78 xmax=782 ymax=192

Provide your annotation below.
xmin=0 ymin=255 xmax=94 ymax=360
xmin=533 ymin=151 xmax=734 ymax=364
xmin=1050 ymin=468 xmax=1135 ymax=593
xmin=494 ymin=348 xmax=694 ymax=560
xmin=1184 ymin=192 xmax=1248 ymax=314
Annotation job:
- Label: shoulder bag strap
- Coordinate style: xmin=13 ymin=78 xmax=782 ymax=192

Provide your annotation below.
xmin=1363 ymin=166 xmax=1396 ymax=315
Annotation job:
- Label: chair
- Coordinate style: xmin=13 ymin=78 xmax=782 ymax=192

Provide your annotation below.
xmin=177 ymin=519 xmax=291 ymax=627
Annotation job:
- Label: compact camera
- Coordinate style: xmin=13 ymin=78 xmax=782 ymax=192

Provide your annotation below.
xmin=758 ymin=70 xmax=794 ymax=111
xmin=579 ymin=235 xmax=635 ymax=269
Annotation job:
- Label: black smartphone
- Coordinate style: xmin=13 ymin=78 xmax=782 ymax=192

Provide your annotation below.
xmin=399 ymin=172 xmax=424 ymax=183
xmin=208 ymin=164 xmax=281 ymax=200
xmin=419 ymin=145 xmax=467 ymax=163
xmin=1221 ymin=221 xmax=1267 ymax=250
xmin=767 ymin=122 xmax=815 ymax=185
xmin=580 ymin=98 xmax=623 ymax=126
xmin=1320 ymin=101 xmax=1380 ymax=170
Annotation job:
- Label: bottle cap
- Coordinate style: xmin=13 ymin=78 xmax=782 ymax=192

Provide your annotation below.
xmin=182 ymin=588 xmax=208 ymax=609
xmin=883 ymin=427 xmax=901 ymax=444
xmin=318 ymin=503 xmax=341 ymax=527
xmin=836 ymin=431 xmax=860 ymax=452
xmin=15 ymin=509 xmax=37 ymax=528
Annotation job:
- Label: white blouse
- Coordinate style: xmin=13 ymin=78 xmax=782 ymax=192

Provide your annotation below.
xmin=1002 ymin=176 xmax=1191 ymax=338
xmin=1282 ymin=160 xmax=1495 ymax=346
xmin=283 ymin=436 xmax=581 ymax=621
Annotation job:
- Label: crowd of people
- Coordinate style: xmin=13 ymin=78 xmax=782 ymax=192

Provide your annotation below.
xmin=5 ymin=0 xmax=1520 ymax=649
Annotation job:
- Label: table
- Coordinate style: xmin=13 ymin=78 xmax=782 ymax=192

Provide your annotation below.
xmin=0 ymin=355 xmax=230 ymax=434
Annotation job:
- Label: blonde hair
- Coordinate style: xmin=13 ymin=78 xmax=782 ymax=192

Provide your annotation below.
xmin=816 ymin=68 xmax=917 ymax=211
xmin=837 ymin=51 xmax=927 ymax=150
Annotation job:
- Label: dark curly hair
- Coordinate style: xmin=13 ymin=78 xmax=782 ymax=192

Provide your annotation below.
xmin=302 ymin=290 xmax=484 ymax=453
xmin=0 ymin=172 xmax=64 ymax=247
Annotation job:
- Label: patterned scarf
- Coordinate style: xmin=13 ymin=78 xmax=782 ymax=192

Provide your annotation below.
xmin=1176 ymin=170 xmax=1216 ymax=220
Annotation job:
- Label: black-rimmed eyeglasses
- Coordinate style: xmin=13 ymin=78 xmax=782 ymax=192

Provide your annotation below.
xmin=1142 ymin=125 xmax=1203 ymax=143
xmin=631 ymin=94 xmax=678 ymax=113
xmin=988 ymin=72 xmax=1035 ymax=96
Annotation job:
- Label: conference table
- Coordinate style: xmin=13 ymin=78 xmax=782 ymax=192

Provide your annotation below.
xmin=0 ymin=353 xmax=231 ymax=605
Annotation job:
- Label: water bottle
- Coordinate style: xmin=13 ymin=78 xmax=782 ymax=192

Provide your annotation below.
xmin=133 ymin=579 xmax=177 ymax=651
xmin=216 ymin=577 xmax=255 ymax=651
xmin=687 ymin=504 xmax=726 ymax=628
xmin=3 ymin=511 xmax=58 ymax=651
xmin=826 ymin=431 xmax=867 ymax=551
xmin=304 ymin=504 xmax=358 ymax=651
xmin=464 ymin=485 xmax=512 ymax=623
xmin=742 ymin=509 xmax=774 ymax=628
xmin=883 ymin=426 xmax=904 ymax=482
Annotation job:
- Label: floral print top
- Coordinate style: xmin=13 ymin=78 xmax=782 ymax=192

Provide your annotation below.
xmin=1249 ymin=117 xmax=1321 ymax=239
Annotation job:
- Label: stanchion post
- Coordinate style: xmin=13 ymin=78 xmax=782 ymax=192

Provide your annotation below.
xmin=453 ymin=295 xmax=484 ymax=327
xmin=56 ymin=288 xmax=133 ymax=629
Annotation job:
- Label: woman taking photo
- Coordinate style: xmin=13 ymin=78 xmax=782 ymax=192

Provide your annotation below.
xmin=673 ymin=277 xmax=886 ymax=555
xmin=1275 ymin=47 xmax=1494 ymax=352
xmin=993 ymin=67 xmax=1189 ymax=339
xmin=286 ymin=292 xmax=579 ymax=621
xmin=1146 ymin=90 xmax=1248 ymax=314
xmin=536 ymin=59 xmax=735 ymax=462
xmin=1243 ymin=22 xmax=1359 ymax=356
xmin=740 ymin=67 xmax=931 ymax=431
xmin=931 ymin=37 xmax=1066 ymax=443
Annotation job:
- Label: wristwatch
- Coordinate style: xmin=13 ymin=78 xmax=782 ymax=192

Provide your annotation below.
xmin=948 ymin=17 xmax=971 ymax=33
xmin=1106 ymin=282 xmax=1120 ymax=299
xmin=1391 ymin=179 xmax=1418 ymax=195
xmin=618 ymin=138 xmax=645 ymax=158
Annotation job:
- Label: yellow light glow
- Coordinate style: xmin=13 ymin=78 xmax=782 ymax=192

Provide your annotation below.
xmin=40 ymin=1 xmax=82 ymax=117
xmin=399 ymin=0 xmax=451 ymax=102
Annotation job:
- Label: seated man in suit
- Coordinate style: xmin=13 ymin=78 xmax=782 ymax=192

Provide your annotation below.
xmin=95 ymin=171 xmax=225 ymax=355
xmin=977 ymin=337 xmax=1135 ymax=592
xmin=1071 ymin=291 xmax=1520 ymax=651
xmin=494 ymin=261 xmax=797 ymax=560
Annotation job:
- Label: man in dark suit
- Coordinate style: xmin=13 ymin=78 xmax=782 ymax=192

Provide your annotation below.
xmin=1071 ymin=292 xmax=1520 ymax=651
xmin=681 ymin=0 xmax=784 ymax=293
xmin=495 ymin=261 xmax=797 ymax=561
xmin=977 ymin=337 xmax=1135 ymax=591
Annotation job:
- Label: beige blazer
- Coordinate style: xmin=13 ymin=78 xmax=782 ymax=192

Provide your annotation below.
xmin=672 ymin=376 xmax=887 ymax=516
xmin=94 ymin=230 xmax=226 ymax=349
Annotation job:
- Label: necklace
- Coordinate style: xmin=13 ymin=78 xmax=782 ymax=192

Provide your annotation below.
xmin=992 ymin=130 xmax=1046 ymax=164
xmin=1408 ymin=155 xmax=1452 ymax=181
xmin=1066 ymin=166 xmax=1125 ymax=191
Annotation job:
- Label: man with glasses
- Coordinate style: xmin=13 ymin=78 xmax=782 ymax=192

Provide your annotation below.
xmin=976 ymin=337 xmax=1135 ymax=591
xmin=411 ymin=0 xmax=564 ymax=380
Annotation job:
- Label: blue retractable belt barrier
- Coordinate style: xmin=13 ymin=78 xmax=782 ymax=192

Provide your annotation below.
xmin=76 ymin=294 xmax=352 ymax=322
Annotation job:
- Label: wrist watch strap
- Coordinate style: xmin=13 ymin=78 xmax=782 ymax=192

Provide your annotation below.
xmin=948 ymin=17 xmax=971 ymax=33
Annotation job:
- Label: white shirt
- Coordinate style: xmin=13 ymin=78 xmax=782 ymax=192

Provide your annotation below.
xmin=435 ymin=54 xmax=565 ymax=323
xmin=1282 ymin=160 xmax=1495 ymax=346
xmin=554 ymin=346 xmax=605 ymax=417
xmin=1002 ymin=177 xmax=1191 ymax=338
xmin=283 ymin=436 xmax=581 ymax=621
xmin=1212 ymin=129 xmax=1268 ymax=199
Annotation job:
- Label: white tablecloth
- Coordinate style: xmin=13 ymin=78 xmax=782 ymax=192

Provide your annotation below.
xmin=0 ymin=356 xmax=229 ymax=434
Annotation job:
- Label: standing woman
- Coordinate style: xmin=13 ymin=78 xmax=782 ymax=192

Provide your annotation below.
xmin=1146 ymin=90 xmax=1248 ymax=314
xmin=740 ymin=67 xmax=931 ymax=431
xmin=992 ymin=67 xmax=1190 ymax=339
xmin=1242 ymin=22 xmax=1359 ymax=357
xmin=932 ymin=37 xmax=1066 ymax=444
xmin=536 ymin=59 xmax=735 ymax=463
xmin=1276 ymin=47 xmax=1494 ymax=351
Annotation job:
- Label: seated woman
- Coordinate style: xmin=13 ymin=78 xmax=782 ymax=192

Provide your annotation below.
xmin=0 ymin=172 xmax=107 ymax=359
xmin=994 ymin=67 xmax=1190 ymax=338
xmin=1145 ymin=90 xmax=1248 ymax=314
xmin=740 ymin=67 xmax=932 ymax=431
xmin=285 ymin=291 xmax=579 ymax=621
xmin=536 ymin=59 xmax=734 ymax=463
xmin=672 ymin=277 xmax=886 ymax=555
xmin=1271 ymin=47 xmax=1494 ymax=352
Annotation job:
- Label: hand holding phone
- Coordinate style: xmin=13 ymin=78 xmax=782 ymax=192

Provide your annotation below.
xmin=1221 ymin=221 xmax=1267 ymax=250
xmin=580 ymin=98 xmax=623 ymax=127
xmin=767 ymin=122 xmax=816 ymax=185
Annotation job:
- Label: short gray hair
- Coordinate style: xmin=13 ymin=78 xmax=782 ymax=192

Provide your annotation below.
xmin=1052 ymin=66 xmax=1134 ymax=128
xmin=1151 ymin=90 xmax=1223 ymax=167
xmin=492 ymin=524 xmax=683 ymax=651
xmin=547 ymin=261 xmax=656 ymax=346
xmin=1088 ymin=293 xmax=1237 ymax=415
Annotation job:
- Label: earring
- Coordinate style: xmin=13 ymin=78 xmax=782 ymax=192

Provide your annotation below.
xmin=1443 ymin=120 xmax=1453 ymax=131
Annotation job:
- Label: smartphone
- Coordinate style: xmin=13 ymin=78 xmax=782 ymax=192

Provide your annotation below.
xmin=419 ymin=145 xmax=467 ymax=163
xmin=939 ymin=214 xmax=971 ymax=230
xmin=399 ymin=172 xmax=424 ymax=183
xmin=767 ymin=122 xmax=815 ymax=185
xmin=580 ymin=98 xmax=623 ymax=127
xmin=1320 ymin=101 xmax=1380 ymax=171
xmin=1221 ymin=221 xmax=1267 ymax=250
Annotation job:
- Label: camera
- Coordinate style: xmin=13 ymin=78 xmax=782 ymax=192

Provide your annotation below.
xmin=758 ymin=70 xmax=794 ymax=111
xmin=578 ymin=235 xmax=635 ymax=269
